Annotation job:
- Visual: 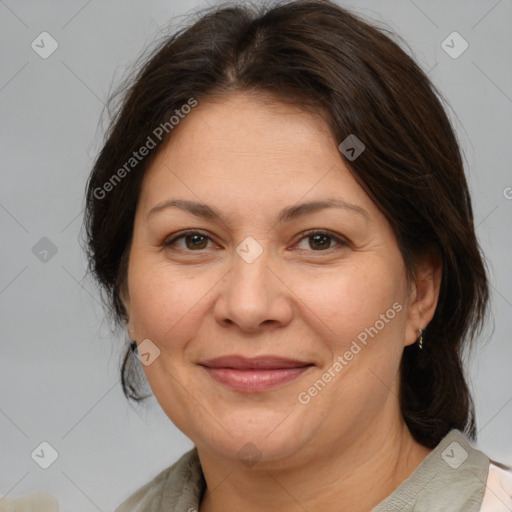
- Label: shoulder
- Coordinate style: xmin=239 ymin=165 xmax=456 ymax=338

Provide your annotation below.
xmin=373 ymin=429 xmax=497 ymax=512
xmin=480 ymin=462 xmax=512 ymax=512
xmin=114 ymin=447 xmax=204 ymax=512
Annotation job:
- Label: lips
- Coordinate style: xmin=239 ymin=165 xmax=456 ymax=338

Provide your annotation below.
xmin=198 ymin=355 xmax=312 ymax=370
xmin=198 ymin=355 xmax=314 ymax=392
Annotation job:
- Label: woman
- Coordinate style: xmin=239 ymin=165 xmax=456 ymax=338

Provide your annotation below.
xmin=83 ymin=1 xmax=511 ymax=510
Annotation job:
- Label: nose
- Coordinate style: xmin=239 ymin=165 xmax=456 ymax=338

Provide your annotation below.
xmin=214 ymin=241 xmax=293 ymax=333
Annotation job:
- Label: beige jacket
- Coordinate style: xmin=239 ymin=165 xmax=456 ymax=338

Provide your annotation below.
xmin=114 ymin=430 xmax=512 ymax=512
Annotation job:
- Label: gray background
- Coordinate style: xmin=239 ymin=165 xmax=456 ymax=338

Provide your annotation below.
xmin=1 ymin=0 xmax=511 ymax=510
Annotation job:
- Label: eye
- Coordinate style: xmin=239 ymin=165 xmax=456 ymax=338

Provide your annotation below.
xmin=162 ymin=230 xmax=214 ymax=251
xmin=294 ymin=229 xmax=348 ymax=251
xmin=162 ymin=229 xmax=348 ymax=253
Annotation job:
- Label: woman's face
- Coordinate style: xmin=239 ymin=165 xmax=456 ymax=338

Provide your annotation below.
xmin=123 ymin=92 xmax=424 ymax=465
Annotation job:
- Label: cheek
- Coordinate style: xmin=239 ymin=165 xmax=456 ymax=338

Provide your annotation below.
xmin=296 ymin=264 xmax=407 ymax=419
xmin=336 ymin=263 xmax=408 ymax=388
xmin=293 ymin=259 xmax=406 ymax=349
xmin=126 ymin=254 xmax=215 ymax=348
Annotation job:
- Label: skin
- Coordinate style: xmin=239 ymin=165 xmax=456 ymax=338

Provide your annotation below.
xmin=122 ymin=91 xmax=442 ymax=512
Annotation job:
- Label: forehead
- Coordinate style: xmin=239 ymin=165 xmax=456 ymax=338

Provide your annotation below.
xmin=137 ymin=92 xmax=374 ymax=220
xmin=166 ymin=92 xmax=334 ymax=169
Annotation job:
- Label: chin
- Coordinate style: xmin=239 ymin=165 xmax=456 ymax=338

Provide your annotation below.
xmin=193 ymin=409 xmax=315 ymax=467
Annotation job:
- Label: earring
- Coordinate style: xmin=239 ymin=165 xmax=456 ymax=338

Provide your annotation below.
xmin=417 ymin=328 xmax=423 ymax=350
xmin=131 ymin=341 xmax=138 ymax=354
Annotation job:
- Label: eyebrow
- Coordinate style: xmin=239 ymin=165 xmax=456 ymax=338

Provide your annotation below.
xmin=147 ymin=198 xmax=369 ymax=223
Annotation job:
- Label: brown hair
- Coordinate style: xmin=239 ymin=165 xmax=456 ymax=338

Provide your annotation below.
xmin=82 ymin=0 xmax=489 ymax=448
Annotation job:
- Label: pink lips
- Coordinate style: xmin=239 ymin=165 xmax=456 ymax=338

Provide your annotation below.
xmin=198 ymin=355 xmax=314 ymax=392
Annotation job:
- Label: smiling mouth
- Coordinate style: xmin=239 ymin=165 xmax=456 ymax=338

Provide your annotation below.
xmin=198 ymin=355 xmax=314 ymax=392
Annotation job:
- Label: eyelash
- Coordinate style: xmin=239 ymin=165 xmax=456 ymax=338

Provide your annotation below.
xmin=162 ymin=229 xmax=349 ymax=253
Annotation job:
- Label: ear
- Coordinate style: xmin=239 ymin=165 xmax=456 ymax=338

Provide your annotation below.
xmin=404 ymin=250 xmax=442 ymax=347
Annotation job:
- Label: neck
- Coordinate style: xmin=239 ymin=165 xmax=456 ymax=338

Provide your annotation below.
xmin=197 ymin=418 xmax=432 ymax=512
